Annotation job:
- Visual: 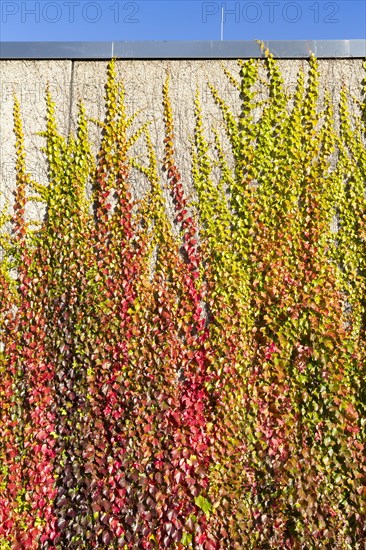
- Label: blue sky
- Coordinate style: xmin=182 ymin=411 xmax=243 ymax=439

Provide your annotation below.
xmin=0 ymin=0 xmax=365 ymax=41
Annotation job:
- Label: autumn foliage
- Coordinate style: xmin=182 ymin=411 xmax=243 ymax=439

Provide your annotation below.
xmin=0 ymin=52 xmax=365 ymax=548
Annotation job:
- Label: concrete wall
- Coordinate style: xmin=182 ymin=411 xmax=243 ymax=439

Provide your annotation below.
xmin=1 ymin=59 xmax=365 ymax=218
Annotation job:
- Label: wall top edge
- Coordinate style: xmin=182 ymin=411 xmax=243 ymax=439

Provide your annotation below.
xmin=0 ymin=40 xmax=365 ymax=60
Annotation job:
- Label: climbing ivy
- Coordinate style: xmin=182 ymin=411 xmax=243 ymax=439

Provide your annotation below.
xmin=0 ymin=53 xmax=365 ymax=548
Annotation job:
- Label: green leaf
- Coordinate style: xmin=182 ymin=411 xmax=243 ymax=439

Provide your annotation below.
xmin=181 ymin=532 xmax=193 ymax=546
xmin=194 ymin=495 xmax=212 ymax=514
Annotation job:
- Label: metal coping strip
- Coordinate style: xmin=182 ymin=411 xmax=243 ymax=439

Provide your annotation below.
xmin=0 ymin=40 xmax=365 ymax=60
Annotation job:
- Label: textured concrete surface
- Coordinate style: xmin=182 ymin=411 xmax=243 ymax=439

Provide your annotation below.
xmin=1 ymin=59 xmax=365 ymax=222
xmin=0 ymin=60 xmax=72 ymax=221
